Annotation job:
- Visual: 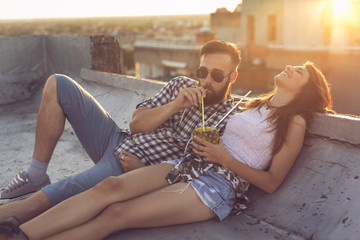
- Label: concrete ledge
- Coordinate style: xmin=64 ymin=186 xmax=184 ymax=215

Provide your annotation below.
xmin=310 ymin=113 xmax=360 ymax=145
xmin=80 ymin=68 xmax=165 ymax=98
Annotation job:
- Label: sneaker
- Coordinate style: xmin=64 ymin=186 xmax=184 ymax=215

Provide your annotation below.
xmin=0 ymin=217 xmax=22 ymax=239
xmin=0 ymin=171 xmax=50 ymax=200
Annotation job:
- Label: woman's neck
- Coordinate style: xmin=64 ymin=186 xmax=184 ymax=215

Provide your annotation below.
xmin=268 ymin=89 xmax=296 ymax=108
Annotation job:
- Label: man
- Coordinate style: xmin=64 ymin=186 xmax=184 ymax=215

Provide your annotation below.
xmin=0 ymin=40 xmax=241 ymax=223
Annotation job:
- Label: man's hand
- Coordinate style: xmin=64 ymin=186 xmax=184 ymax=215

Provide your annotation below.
xmin=173 ymin=87 xmax=207 ymax=110
xmin=118 ymin=151 xmax=146 ymax=172
xmin=191 ymin=136 xmax=228 ymax=166
xmin=130 ymin=86 xmax=207 ymax=134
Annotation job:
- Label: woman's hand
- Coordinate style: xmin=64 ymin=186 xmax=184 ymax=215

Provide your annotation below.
xmin=191 ymin=136 xmax=229 ymax=165
xmin=118 ymin=151 xmax=145 ymax=172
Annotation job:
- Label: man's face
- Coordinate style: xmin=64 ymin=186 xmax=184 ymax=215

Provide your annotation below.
xmin=197 ymin=53 xmax=234 ymax=106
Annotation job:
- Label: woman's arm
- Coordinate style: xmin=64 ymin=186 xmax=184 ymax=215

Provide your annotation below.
xmin=192 ymin=115 xmax=306 ymax=193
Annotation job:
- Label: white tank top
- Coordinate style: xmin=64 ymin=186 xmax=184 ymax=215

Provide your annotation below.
xmin=222 ymin=106 xmax=274 ymax=170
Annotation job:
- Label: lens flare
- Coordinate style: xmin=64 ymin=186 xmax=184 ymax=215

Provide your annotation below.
xmin=333 ymin=0 xmax=352 ymax=20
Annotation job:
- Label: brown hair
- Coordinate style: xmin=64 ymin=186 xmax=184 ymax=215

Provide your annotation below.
xmin=245 ymin=61 xmax=334 ymax=156
xmin=200 ymin=40 xmax=241 ymax=69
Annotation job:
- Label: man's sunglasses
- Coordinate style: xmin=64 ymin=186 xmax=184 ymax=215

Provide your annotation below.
xmin=196 ymin=67 xmax=232 ymax=83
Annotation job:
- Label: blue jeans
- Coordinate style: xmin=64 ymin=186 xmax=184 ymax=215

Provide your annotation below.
xmin=42 ymin=74 xmax=126 ymax=206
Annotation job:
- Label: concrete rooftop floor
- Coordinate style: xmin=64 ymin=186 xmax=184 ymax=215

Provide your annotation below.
xmin=1 ymin=70 xmax=360 ymax=240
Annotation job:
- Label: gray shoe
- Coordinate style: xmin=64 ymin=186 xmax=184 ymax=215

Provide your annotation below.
xmin=0 ymin=171 xmax=51 ymax=200
xmin=0 ymin=217 xmax=20 ymax=239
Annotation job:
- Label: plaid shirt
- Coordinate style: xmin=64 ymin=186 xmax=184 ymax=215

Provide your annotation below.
xmin=114 ymin=76 xmax=236 ymax=166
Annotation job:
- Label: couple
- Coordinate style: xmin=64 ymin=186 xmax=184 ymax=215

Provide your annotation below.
xmin=0 ymin=40 xmax=333 ymax=239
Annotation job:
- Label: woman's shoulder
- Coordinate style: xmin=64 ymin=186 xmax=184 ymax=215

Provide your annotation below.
xmin=291 ymin=114 xmax=306 ymax=127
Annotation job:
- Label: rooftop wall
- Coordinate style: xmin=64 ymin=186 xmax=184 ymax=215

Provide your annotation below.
xmin=0 ymin=35 xmax=47 ymax=104
xmin=0 ymin=34 xmax=121 ymax=105
xmin=44 ymin=34 xmax=92 ymax=76
xmin=0 ymin=34 xmax=91 ymax=105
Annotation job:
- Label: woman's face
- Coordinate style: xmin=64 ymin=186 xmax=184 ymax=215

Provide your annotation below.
xmin=274 ymin=65 xmax=309 ymax=94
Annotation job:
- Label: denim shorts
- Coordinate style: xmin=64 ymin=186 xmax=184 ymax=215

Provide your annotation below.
xmin=164 ymin=158 xmax=236 ymax=221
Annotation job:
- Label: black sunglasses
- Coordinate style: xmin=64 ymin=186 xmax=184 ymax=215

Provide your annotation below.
xmin=196 ymin=67 xmax=232 ymax=83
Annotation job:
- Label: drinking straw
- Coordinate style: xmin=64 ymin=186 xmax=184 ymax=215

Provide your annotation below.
xmin=202 ymin=96 xmax=205 ymax=131
xmin=212 ymin=90 xmax=252 ymax=130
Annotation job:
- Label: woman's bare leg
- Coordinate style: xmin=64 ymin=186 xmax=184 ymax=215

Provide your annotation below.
xmin=20 ymin=163 xmax=174 ymax=240
xmin=44 ymin=182 xmax=215 ymax=240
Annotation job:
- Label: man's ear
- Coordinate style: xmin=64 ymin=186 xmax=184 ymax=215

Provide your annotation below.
xmin=230 ymin=71 xmax=238 ymax=84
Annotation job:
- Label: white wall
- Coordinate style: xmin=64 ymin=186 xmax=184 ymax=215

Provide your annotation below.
xmin=240 ymin=0 xmax=329 ymax=48
xmin=283 ymin=0 xmax=325 ymax=48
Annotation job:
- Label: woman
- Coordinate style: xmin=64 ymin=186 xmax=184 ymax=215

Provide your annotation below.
xmin=1 ymin=62 xmax=333 ymax=240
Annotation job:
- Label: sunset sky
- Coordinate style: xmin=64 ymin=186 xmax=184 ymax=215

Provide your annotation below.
xmin=0 ymin=0 xmax=241 ymax=19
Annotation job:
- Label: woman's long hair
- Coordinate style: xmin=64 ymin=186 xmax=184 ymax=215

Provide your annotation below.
xmin=244 ymin=61 xmax=334 ymax=156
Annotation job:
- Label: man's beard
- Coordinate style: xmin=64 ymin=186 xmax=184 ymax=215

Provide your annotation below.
xmin=200 ymin=80 xmax=231 ymax=106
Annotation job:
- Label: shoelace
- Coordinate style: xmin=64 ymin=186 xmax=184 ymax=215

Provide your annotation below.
xmin=4 ymin=172 xmax=29 ymax=192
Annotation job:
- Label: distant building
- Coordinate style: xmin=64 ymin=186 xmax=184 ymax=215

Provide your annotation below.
xmin=196 ymin=27 xmax=215 ymax=45
xmin=134 ymin=41 xmax=201 ymax=81
xmin=236 ymin=0 xmax=360 ymax=68
xmin=236 ymin=0 xmax=360 ymax=114
xmin=211 ymin=7 xmax=242 ymax=44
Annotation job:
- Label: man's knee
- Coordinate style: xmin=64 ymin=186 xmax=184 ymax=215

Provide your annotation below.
xmin=43 ymin=74 xmax=58 ymax=99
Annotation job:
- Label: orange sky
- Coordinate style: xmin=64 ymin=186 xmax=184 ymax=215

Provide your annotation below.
xmin=0 ymin=0 xmax=241 ymax=19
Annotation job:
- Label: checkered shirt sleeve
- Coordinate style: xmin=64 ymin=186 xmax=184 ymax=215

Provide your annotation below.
xmin=136 ymin=76 xmax=197 ymax=109
xmin=114 ymin=76 xmax=235 ymax=166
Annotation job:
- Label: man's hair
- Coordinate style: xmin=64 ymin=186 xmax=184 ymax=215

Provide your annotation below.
xmin=200 ymin=40 xmax=241 ymax=69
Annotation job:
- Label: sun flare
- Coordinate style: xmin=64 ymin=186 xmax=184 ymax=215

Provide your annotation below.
xmin=333 ymin=0 xmax=352 ymax=17
xmin=332 ymin=0 xmax=359 ymax=25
